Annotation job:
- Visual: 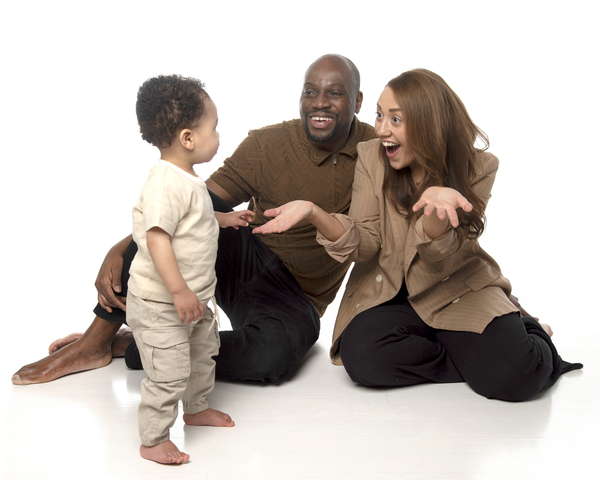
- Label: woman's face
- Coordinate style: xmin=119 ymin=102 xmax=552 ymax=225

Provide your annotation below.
xmin=375 ymin=86 xmax=420 ymax=176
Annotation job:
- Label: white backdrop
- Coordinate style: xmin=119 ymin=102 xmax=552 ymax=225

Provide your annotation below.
xmin=1 ymin=0 xmax=598 ymax=370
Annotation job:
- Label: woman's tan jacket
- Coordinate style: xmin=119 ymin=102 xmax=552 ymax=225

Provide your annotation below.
xmin=317 ymin=139 xmax=518 ymax=365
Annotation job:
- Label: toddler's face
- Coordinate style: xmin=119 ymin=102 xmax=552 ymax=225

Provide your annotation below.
xmin=191 ymin=98 xmax=220 ymax=164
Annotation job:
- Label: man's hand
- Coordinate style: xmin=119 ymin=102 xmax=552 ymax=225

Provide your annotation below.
xmin=95 ymin=236 xmax=132 ymax=312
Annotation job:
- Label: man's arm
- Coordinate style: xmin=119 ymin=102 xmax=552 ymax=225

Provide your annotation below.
xmin=206 ymin=178 xmax=242 ymax=208
xmin=95 ymin=234 xmax=133 ymax=312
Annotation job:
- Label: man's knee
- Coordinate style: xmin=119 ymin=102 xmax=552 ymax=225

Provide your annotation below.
xmin=219 ymin=337 xmax=300 ymax=382
xmin=260 ymin=321 xmax=322 ymax=380
xmin=248 ymin=342 xmax=298 ymax=381
xmin=216 ymin=318 xmax=318 ymax=382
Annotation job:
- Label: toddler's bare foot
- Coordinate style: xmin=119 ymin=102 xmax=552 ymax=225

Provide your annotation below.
xmin=183 ymin=408 xmax=235 ymax=427
xmin=140 ymin=440 xmax=189 ymax=464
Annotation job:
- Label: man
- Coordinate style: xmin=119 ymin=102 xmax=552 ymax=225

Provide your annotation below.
xmin=12 ymin=54 xmax=378 ymax=384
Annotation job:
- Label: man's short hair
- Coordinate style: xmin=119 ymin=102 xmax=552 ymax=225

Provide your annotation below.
xmin=311 ymin=54 xmax=361 ymax=96
xmin=340 ymin=55 xmax=361 ymax=95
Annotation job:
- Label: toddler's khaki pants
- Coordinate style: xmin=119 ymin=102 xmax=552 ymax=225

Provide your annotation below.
xmin=127 ymin=292 xmax=220 ymax=446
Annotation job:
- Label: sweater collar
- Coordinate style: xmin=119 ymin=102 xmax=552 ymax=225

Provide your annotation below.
xmin=302 ymin=117 xmax=367 ymax=166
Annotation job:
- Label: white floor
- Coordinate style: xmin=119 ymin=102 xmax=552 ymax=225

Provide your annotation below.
xmin=2 ymin=310 xmax=597 ymax=480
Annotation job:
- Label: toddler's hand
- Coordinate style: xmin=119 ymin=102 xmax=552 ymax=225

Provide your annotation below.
xmin=217 ymin=210 xmax=255 ymax=229
xmin=173 ymin=288 xmax=205 ymax=324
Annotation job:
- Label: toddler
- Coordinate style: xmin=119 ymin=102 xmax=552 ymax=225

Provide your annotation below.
xmin=127 ymin=74 xmax=253 ymax=464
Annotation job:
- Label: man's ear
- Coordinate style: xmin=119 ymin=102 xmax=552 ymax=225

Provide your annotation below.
xmin=355 ymin=91 xmax=364 ymax=114
xmin=179 ymin=129 xmax=194 ymax=150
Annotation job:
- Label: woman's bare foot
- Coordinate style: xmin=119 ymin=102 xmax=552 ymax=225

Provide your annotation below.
xmin=509 ymin=294 xmax=539 ymax=321
xmin=49 ymin=327 xmax=134 ymax=357
xmin=140 ymin=440 xmax=189 ymax=464
xmin=11 ymin=317 xmax=120 ymax=385
xmin=539 ymin=322 xmax=553 ymax=337
xmin=183 ymin=408 xmax=235 ymax=427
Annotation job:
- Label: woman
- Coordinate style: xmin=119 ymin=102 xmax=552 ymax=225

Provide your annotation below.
xmin=253 ymin=69 xmax=581 ymax=401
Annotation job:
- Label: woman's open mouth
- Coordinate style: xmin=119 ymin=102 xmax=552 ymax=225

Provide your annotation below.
xmin=382 ymin=141 xmax=400 ymax=156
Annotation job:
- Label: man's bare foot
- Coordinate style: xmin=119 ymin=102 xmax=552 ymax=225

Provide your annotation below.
xmin=11 ymin=317 xmax=120 ymax=385
xmin=49 ymin=333 xmax=83 ymax=354
xmin=110 ymin=327 xmax=134 ymax=357
xmin=140 ymin=440 xmax=189 ymax=464
xmin=49 ymin=327 xmax=134 ymax=358
xmin=183 ymin=408 xmax=235 ymax=427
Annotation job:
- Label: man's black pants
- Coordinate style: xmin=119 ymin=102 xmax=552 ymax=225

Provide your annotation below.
xmin=93 ymin=190 xmax=321 ymax=382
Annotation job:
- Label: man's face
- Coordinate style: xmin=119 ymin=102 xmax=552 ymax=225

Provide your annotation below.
xmin=300 ymin=57 xmax=362 ymax=151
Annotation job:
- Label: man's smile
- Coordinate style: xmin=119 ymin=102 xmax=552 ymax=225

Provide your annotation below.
xmin=309 ymin=113 xmax=335 ymax=129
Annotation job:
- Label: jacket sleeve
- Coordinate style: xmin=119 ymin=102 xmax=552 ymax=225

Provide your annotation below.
xmin=413 ymin=153 xmax=499 ymax=264
xmin=316 ymin=148 xmax=383 ymax=263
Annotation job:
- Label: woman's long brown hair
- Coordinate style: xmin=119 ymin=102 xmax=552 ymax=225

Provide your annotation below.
xmin=382 ymin=69 xmax=489 ymax=240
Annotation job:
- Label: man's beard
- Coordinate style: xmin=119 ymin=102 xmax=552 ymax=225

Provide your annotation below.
xmin=303 ymin=117 xmax=342 ymax=145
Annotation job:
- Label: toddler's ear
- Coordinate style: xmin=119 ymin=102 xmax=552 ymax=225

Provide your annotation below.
xmin=179 ymin=129 xmax=194 ymax=150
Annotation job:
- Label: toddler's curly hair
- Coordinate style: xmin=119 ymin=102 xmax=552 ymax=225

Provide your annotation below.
xmin=136 ymin=74 xmax=207 ymax=148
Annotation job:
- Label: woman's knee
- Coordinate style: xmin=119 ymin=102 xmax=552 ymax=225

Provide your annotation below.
xmin=339 ymin=320 xmax=375 ymax=382
xmin=340 ymin=325 xmax=409 ymax=388
xmin=339 ymin=311 xmax=442 ymax=388
xmin=466 ymin=364 xmax=553 ymax=402
xmin=341 ymin=354 xmax=389 ymax=387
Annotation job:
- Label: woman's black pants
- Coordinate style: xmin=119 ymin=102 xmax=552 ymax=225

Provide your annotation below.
xmin=339 ymin=298 xmax=582 ymax=401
